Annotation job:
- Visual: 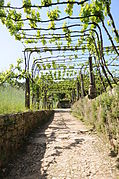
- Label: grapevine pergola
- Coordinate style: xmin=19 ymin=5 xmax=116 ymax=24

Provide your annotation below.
xmin=0 ymin=0 xmax=119 ymax=109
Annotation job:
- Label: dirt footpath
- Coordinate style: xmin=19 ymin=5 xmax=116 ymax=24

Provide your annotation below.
xmin=3 ymin=111 xmax=119 ymax=179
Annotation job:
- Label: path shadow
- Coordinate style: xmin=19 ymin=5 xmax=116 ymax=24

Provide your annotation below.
xmin=39 ymin=135 xmax=85 ymax=177
xmin=1 ymin=114 xmax=54 ymax=179
xmin=37 ymin=111 xmax=85 ymax=176
xmin=2 ymin=111 xmax=85 ymax=179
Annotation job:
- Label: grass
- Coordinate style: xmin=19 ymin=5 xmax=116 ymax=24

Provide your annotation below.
xmin=0 ymin=85 xmax=26 ymax=114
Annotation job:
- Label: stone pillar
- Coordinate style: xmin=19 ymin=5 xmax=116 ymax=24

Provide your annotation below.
xmin=72 ymin=88 xmax=76 ymax=103
xmin=36 ymin=86 xmax=40 ymax=109
xmin=43 ymin=90 xmax=47 ymax=109
xmin=80 ymin=71 xmax=85 ymax=98
xmin=76 ymin=78 xmax=80 ymax=100
xmin=25 ymin=76 xmax=30 ymax=108
xmin=88 ymin=56 xmax=96 ymax=99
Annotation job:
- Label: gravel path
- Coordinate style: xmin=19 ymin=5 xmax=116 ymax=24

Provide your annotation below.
xmin=3 ymin=111 xmax=119 ymax=179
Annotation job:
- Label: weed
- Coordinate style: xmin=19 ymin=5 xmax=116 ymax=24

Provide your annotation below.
xmin=72 ymin=85 xmax=119 ymax=154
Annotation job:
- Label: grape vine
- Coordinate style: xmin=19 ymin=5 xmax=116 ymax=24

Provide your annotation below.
xmin=0 ymin=0 xmax=118 ymax=109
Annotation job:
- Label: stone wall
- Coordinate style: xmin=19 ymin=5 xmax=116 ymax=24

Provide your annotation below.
xmin=72 ymin=93 xmax=119 ymax=156
xmin=0 ymin=110 xmax=54 ymax=168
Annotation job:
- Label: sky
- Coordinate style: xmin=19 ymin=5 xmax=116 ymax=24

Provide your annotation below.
xmin=0 ymin=22 xmax=24 ymax=71
xmin=0 ymin=0 xmax=119 ymax=72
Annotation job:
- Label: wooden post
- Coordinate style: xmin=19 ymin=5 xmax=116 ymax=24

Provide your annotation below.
xmin=88 ymin=56 xmax=96 ymax=99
